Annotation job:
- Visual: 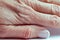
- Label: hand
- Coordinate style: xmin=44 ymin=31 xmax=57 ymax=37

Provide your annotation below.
xmin=0 ymin=0 xmax=60 ymax=39
xmin=21 ymin=0 xmax=60 ymax=28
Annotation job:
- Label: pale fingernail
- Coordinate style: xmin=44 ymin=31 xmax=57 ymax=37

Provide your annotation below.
xmin=38 ymin=30 xmax=50 ymax=39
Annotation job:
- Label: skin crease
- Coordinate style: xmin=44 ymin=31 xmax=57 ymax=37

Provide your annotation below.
xmin=0 ymin=0 xmax=60 ymax=40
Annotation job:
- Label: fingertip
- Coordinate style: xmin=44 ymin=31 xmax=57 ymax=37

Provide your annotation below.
xmin=38 ymin=29 xmax=50 ymax=39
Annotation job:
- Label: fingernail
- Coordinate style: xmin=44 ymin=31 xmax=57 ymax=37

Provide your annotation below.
xmin=39 ymin=30 xmax=50 ymax=38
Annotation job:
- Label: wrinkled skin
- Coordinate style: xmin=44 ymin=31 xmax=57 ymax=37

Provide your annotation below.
xmin=0 ymin=0 xmax=60 ymax=40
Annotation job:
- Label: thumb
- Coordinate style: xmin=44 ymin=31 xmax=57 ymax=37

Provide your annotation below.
xmin=0 ymin=25 xmax=50 ymax=39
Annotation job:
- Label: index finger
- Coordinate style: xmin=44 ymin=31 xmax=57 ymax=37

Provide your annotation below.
xmin=21 ymin=0 xmax=60 ymax=17
xmin=40 ymin=0 xmax=60 ymax=5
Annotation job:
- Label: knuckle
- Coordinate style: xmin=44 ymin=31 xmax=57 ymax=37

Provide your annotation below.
xmin=50 ymin=15 xmax=59 ymax=26
xmin=24 ymin=27 xmax=32 ymax=38
xmin=51 ymin=4 xmax=60 ymax=16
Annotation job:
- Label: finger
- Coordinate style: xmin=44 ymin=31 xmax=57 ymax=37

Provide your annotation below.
xmin=40 ymin=0 xmax=60 ymax=5
xmin=0 ymin=25 xmax=50 ymax=39
xmin=21 ymin=0 xmax=60 ymax=17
